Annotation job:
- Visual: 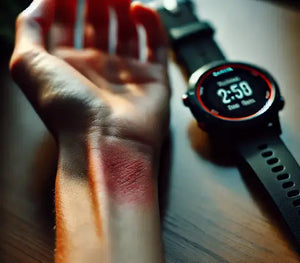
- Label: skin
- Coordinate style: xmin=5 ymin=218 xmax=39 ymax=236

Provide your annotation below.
xmin=10 ymin=0 xmax=170 ymax=262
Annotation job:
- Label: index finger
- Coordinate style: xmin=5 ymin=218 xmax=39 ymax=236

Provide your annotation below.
xmin=131 ymin=3 xmax=168 ymax=64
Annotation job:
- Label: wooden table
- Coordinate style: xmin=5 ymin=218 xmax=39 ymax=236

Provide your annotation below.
xmin=1 ymin=0 xmax=300 ymax=262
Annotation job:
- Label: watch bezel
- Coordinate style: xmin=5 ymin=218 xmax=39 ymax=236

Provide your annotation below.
xmin=187 ymin=61 xmax=283 ymax=129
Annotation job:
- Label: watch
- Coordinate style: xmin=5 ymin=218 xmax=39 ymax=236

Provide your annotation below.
xmin=157 ymin=0 xmax=300 ymax=247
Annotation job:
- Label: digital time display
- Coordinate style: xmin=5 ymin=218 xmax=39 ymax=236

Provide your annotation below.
xmin=196 ymin=64 xmax=275 ymax=120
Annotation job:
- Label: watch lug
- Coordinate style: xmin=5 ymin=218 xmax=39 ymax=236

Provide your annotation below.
xmin=237 ymin=115 xmax=282 ymax=141
xmin=182 ymin=93 xmax=190 ymax=107
xmin=278 ymin=96 xmax=285 ymax=111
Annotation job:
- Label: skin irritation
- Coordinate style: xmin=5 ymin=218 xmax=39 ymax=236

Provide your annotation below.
xmin=89 ymin=137 xmax=155 ymax=206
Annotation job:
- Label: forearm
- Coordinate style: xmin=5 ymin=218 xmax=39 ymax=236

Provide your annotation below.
xmin=55 ymin=134 xmax=164 ymax=263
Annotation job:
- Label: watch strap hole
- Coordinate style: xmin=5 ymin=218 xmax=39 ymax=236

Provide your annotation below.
xmin=282 ymin=181 xmax=295 ymax=189
xmin=277 ymin=173 xmax=290 ymax=181
xmin=262 ymin=151 xmax=273 ymax=158
xmin=272 ymin=165 xmax=285 ymax=173
xmin=238 ymin=137 xmax=300 ymax=243
xmin=267 ymin=158 xmax=279 ymax=165
xmin=287 ymin=190 xmax=300 ymax=198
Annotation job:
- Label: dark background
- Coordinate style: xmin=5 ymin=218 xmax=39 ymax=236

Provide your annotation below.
xmin=0 ymin=0 xmax=31 ymax=56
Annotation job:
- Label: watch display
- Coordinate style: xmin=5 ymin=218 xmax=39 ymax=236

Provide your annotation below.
xmin=196 ymin=64 xmax=275 ymax=120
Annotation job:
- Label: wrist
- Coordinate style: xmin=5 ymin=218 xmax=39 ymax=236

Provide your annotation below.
xmin=58 ymin=130 xmax=161 ymax=205
xmin=92 ymin=135 xmax=158 ymax=203
xmin=55 ymin=132 xmax=163 ymax=262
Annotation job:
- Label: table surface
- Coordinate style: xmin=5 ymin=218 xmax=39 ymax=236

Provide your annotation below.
xmin=1 ymin=0 xmax=300 ymax=262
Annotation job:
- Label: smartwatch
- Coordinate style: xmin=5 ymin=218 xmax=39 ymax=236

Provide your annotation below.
xmin=157 ymin=0 xmax=300 ymax=247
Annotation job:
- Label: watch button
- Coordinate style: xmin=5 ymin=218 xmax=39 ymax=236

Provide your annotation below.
xmin=182 ymin=93 xmax=190 ymax=107
xmin=278 ymin=97 xmax=285 ymax=110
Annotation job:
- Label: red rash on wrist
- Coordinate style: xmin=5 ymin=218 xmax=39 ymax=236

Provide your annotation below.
xmin=89 ymin=139 xmax=156 ymax=206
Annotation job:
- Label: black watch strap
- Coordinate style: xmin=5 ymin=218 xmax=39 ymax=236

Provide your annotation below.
xmin=157 ymin=1 xmax=225 ymax=75
xmin=237 ymin=135 xmax=300 ymax=246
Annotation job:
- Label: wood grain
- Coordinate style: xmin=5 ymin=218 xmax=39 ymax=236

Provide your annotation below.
xmin=1 ymin=0 xmax=300 ymax=262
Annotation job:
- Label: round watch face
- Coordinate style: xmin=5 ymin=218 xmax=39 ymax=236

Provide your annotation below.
xmin=196 ymin=63 xmax=276 ymax=121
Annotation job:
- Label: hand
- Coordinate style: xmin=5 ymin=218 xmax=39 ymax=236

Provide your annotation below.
xmin=10 ymin=1 xmax=169 ymax=261
xmin=10 ymin=0 xmax=170 ymax=150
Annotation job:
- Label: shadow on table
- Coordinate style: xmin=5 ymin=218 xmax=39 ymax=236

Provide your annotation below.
xmin=0 ymin=52 xmax=55 ymax=262
xmin=187 ymin=120 xmax=236 ymax=167
xmin=158 ymin=132 xmax=173 ymax=218
xmin=31 ymin=134 xmax=58 ymax=228
xmin=187 ymin=120 xmax=300 ymax=254
xmin=238 ymin=163 xmax=300 ymax=254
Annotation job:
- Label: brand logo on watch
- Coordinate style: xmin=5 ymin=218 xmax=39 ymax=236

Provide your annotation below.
xmin=212 ymin=67 xmax=233 ymax=77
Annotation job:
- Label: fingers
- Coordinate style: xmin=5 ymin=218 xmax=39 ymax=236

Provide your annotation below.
xmin=12 ymin=0 xmax=168 ymax=65
xmin=110 ymin=0 xmax=138 ymax=57
xmin=80 ymin=0 xmax=168 ymax=62
xmin=130 ymin=3 xmax=168 ymax=64
xmin=50 ymin=0 xmax=97 ymax=50
xmin=48 ymin=0 xmax=77 ymax=49
xmin=55 ymin=0 xmax=77 ymax=24
xmin=86 ymin=0 xmax=138 ymax=57
xmin=10 ymin=0 xmax=85 ymax=102
xmin=86 ymin=0 xmax=109 ymax=50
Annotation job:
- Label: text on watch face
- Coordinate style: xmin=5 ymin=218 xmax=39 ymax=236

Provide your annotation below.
xmin=197 ymin=64 xmax=274 ymax=121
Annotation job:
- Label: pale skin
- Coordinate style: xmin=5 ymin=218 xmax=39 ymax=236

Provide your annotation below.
xmin=10 ymin=0 xmax=170 ymax=262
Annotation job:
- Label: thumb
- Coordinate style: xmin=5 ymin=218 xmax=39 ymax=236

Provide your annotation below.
xmin=10 ymin=0 xmax=55 ymax=79
xmin=9 ymin=0 xmax=98 ymax=136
